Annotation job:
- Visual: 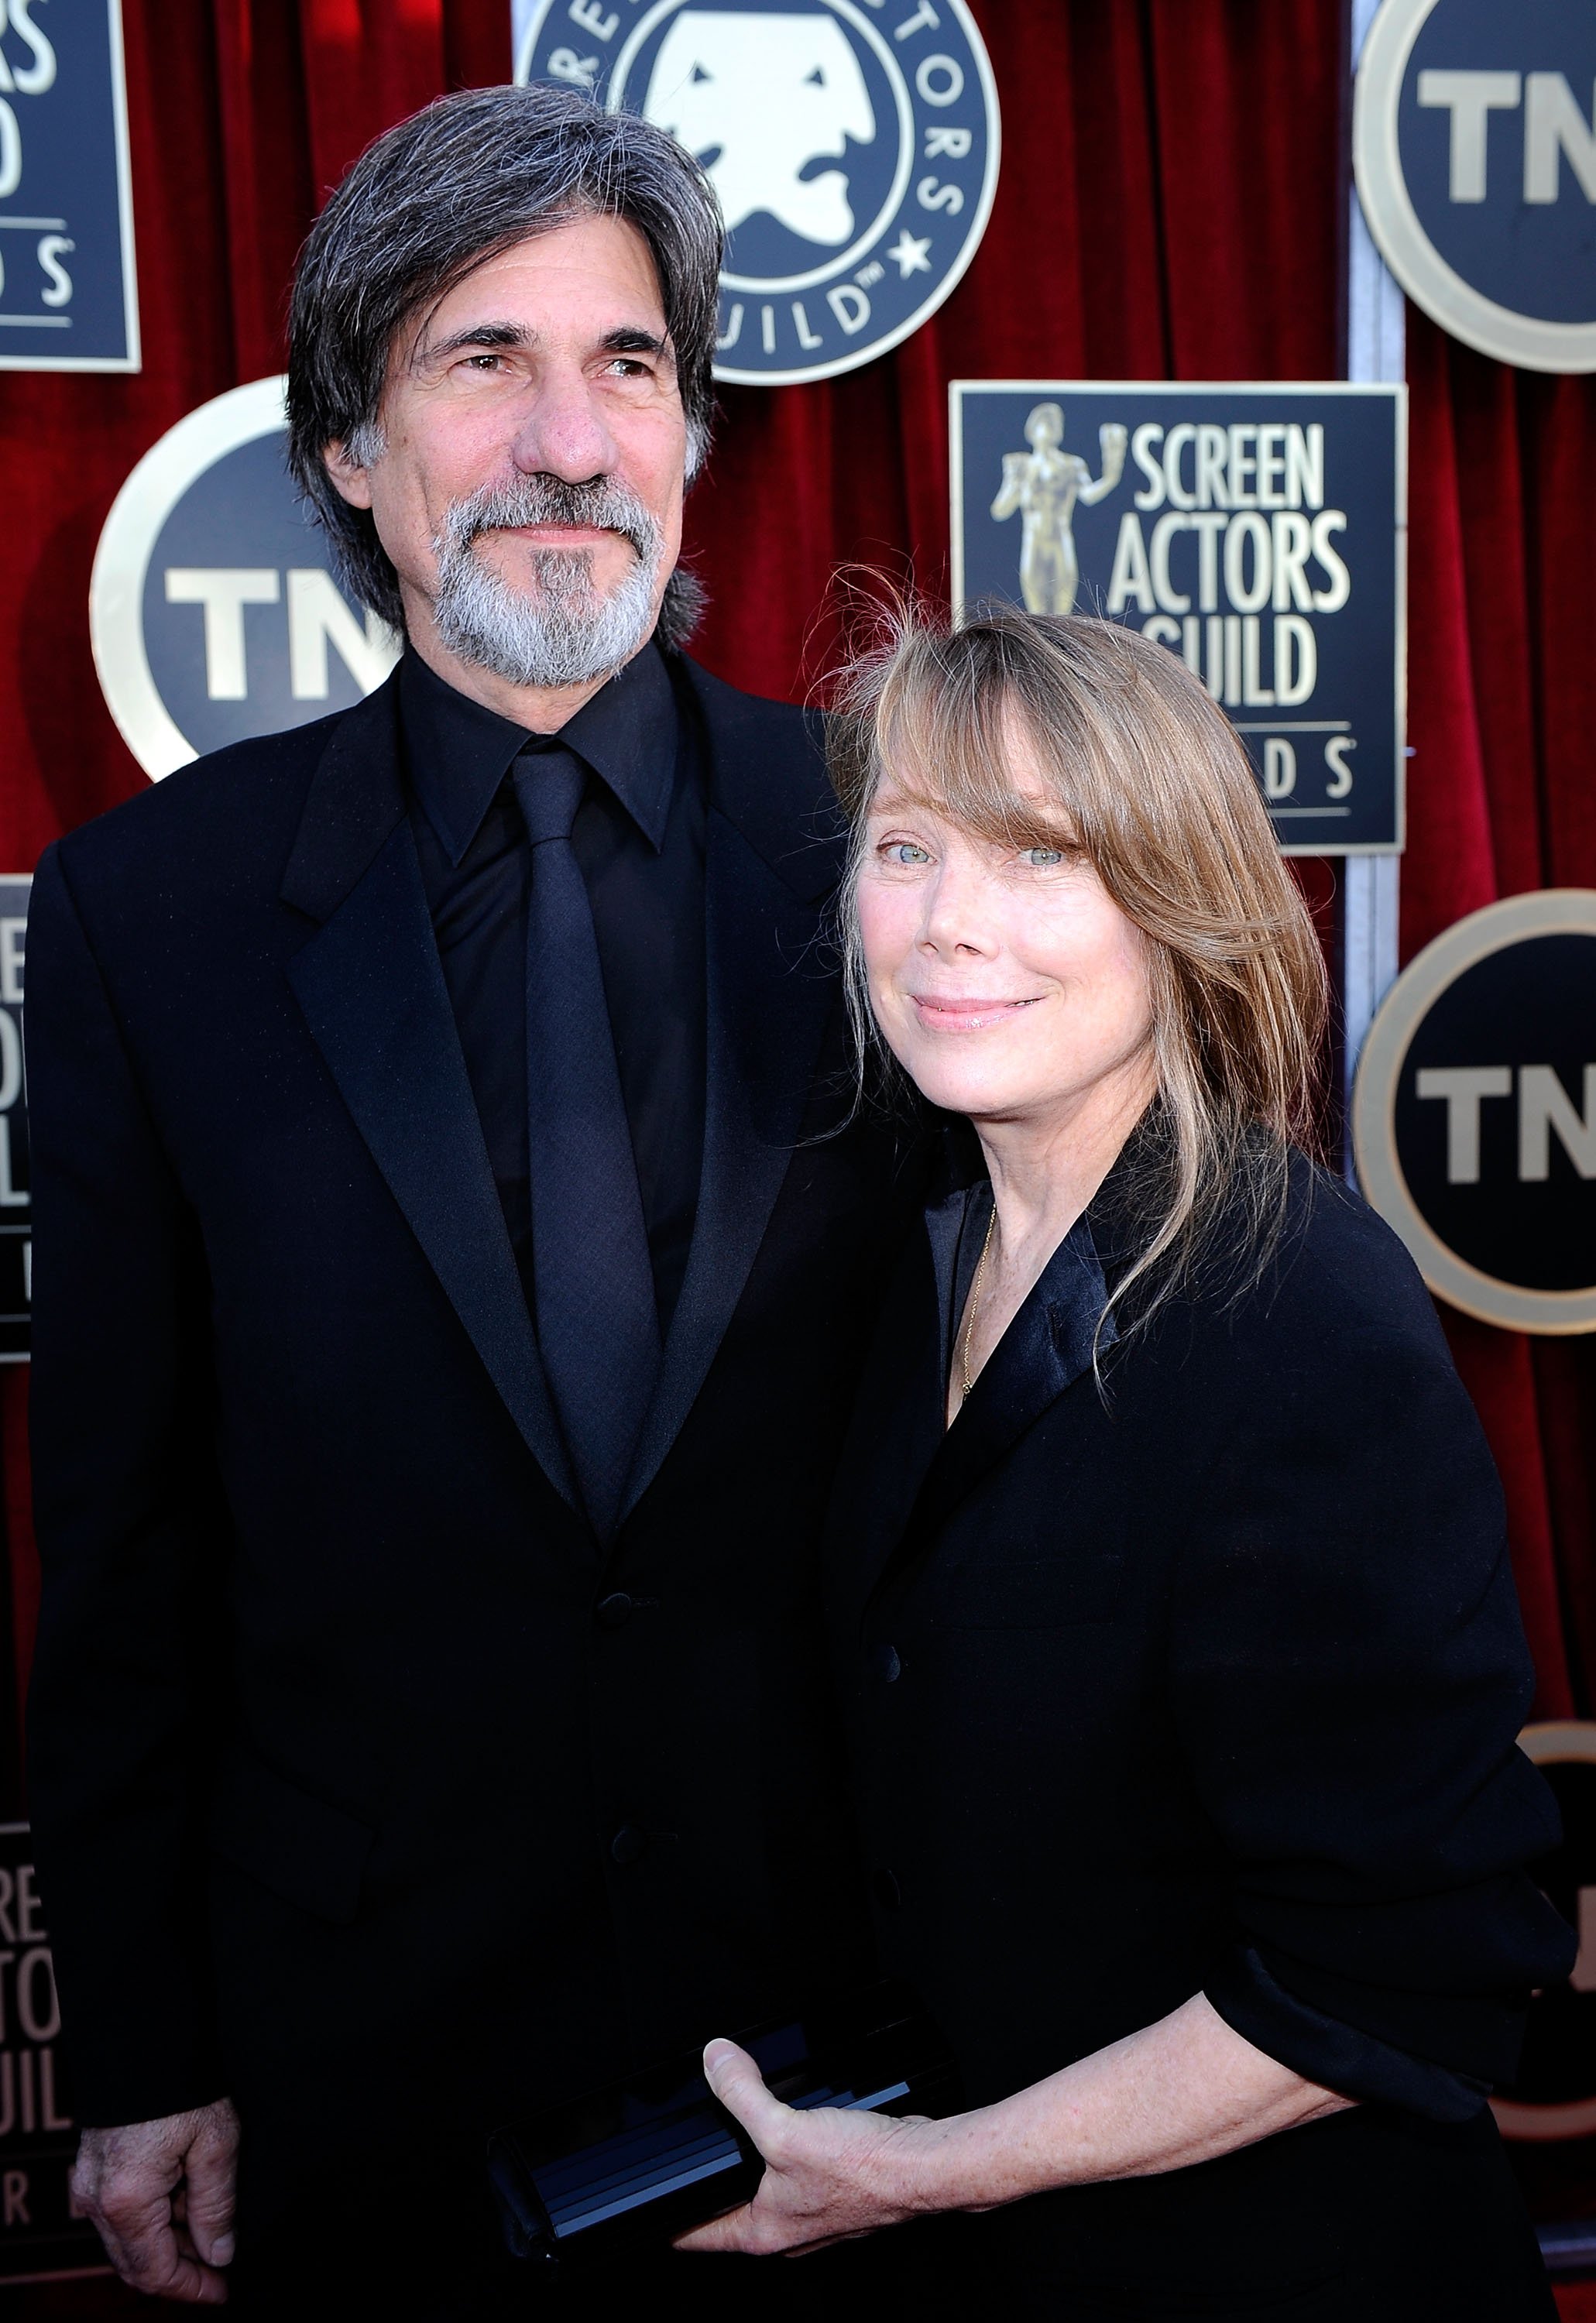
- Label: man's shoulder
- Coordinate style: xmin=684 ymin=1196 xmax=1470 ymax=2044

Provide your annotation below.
xmin=50 ymin=693 xmax=383 ymax=912
xmin=674 ymin=653 xmax=825 ymax=767
xmin=673 ymin=654 xmax=838 ymax=896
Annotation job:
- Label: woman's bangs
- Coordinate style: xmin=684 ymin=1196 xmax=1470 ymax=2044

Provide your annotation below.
xmin=871 ymin=665 xmax=1087 ymax=858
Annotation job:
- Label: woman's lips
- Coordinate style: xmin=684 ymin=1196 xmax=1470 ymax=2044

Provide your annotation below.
xmin=908 ymin=993 xmax=1039 ymax=1032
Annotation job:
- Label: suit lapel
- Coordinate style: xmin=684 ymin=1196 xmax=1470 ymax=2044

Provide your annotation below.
xmin=620 ymin=807 xmax=835 ymax=1519
xmin=860 ymin=1213 xmax=1111 ymax=1602
xmin=282 ymin=681 xmax=578 ymax=1513
xmin=618 ymin=658 xmax=842 ymax=1522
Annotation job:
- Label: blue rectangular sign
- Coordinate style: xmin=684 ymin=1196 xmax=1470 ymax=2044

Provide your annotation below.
xmin=0 ymin=0 xmax=137 ymax=372
xmin=0 ymin=1823 xmax=108 ymax=2281
xmin=951 ymin=382 xmax=1406 ymax=855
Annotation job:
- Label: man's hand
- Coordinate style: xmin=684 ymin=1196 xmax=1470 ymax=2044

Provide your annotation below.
xmin=71 ymin=2098 xmax=240 ymax=2304
xmin=673 ymin=2042 xmax=940 ymax=2257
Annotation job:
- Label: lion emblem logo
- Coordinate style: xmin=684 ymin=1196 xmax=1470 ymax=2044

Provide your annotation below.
xmin=642 ymin=12 xmax=875 ymax=249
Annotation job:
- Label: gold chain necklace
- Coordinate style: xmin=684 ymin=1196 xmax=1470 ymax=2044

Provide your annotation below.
xmin=958 ymin=1206 xmax=999 ymax=1405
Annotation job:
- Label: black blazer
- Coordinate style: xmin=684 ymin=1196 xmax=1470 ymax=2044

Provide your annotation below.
xmin=24 ymin=659 xmax=913 ymax=2206
xmin=826 ymin=1146 xmax=1572 ymax=2310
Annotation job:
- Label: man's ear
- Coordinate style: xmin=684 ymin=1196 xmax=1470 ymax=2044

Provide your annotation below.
xmin=323 ymin=440 xmax=374 ymax=510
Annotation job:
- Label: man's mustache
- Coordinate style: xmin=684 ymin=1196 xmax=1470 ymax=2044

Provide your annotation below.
xmin=440 ymin=475 xmax=661 ymax=563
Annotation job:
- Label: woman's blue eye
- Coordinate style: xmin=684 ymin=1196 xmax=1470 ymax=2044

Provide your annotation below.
xmin=1022 ymin=846 xmax=1065 ymax=867
xmin=888 ymin=842 xmax=931 ymax=865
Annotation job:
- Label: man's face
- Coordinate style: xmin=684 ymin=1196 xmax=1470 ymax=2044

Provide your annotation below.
xmin=325 ymin=214 xmax=688 ymax=684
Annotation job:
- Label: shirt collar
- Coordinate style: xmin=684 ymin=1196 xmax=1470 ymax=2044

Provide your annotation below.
xmin=400 ymin=640 xmax=680 ymax=866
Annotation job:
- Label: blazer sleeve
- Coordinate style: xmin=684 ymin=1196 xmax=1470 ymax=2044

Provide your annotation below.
xmin=24 ymin=844 xmax=229 ymax=2126
xmin=1168 ymin=1231 xmax=1574 ymax=2121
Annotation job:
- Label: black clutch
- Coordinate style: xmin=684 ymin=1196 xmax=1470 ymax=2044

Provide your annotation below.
xmin=488 ymin=1982 xmax=959 ymax=2271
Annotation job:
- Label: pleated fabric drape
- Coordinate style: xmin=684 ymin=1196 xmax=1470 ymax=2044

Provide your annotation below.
xmin=0 ymin=0 xmax=1590 ymax=1824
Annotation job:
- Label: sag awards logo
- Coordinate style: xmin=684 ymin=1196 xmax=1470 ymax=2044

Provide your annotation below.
xmin=515 ymin=0 xmax=1001 ymax=385
xmin=1354 ymin=0 xmax=1596 ymax=371
xmin=952 ymin=382 xmax=1406 ymax=855
xmin=90 ymin=377 xmax=398 ymax=781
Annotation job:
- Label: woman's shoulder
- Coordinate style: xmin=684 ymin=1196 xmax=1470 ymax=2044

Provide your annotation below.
xmin=1199 ymin=1148 xmax=1454 ymax=1371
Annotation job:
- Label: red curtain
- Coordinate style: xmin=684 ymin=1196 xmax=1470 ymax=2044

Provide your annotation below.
xmin=2 ymin=1 xmax=1592 ymax=1729
xmin=0 ymin=0 xmax=1591 ymax=2242
xmin=1399 ymin=313 xmax=1596 ymax=1721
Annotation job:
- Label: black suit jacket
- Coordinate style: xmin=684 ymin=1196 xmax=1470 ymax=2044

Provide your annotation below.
xmin=24 ymin=658 xmax=912 ymax=2195
xmin=829 ymin=1148 xmax=1572 ymax=2122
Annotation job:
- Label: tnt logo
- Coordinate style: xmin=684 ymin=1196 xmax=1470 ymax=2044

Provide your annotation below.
xmin=91 ymin=378 xmax=399 ymax=782
xmin=1415 ymin=1062 xmax=1596 ymax=1186
xmin=1356 ymin=0 xmax=1596 ymax=372
xmin=1354 ymin=894 xmax=1596 ymax=1334
xmin=1418 ymin=67 xmax=1596 ymax=209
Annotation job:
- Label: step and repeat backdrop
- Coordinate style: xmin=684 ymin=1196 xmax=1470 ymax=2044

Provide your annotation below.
xmin=0 ymin=0 xmax=1591 ymax=2286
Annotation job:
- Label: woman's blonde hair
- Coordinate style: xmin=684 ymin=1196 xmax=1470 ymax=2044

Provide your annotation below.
xmin=826 ymin=600 xmax=1330 ymax=1335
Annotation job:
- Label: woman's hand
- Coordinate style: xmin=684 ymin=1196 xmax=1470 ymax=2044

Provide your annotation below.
xmin=674 ymin=1999 xmax=1351 ymax=2258
xmin=672 ymin=2038 xmax=946 ymax=2256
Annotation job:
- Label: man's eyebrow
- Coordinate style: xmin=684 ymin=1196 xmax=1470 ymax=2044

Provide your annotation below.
xmin=413 ymin=319 xmax=533 ymax=367
xmin=411 ymin=321 xmax=674 ymax=369
xmin=600 ymin=326 xmax=672 ymax=362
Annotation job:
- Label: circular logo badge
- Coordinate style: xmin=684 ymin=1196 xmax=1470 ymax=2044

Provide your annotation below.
xmin=90 ymin=377 xmax=400 ymax=782
xmin=516 ymin=0 xmax=1000 ymax=386
xmin=1352 ymin=890 xmax=1596 ymax=1333
xmin=1354 ymin=0 xmax=1596 ymax=372
xmin=1493 ymin=1721 xmax=1596 ymax=2142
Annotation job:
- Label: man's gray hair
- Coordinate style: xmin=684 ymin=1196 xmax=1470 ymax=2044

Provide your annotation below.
xmin=287 ymin=83 xmax=723 ymax=643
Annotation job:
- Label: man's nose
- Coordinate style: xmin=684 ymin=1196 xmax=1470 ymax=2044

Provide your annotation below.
xmin=506 ymin=367 xmax=619 ymax=484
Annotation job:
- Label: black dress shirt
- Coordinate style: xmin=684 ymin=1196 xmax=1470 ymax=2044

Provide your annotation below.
xmin=400 ymin=642 xmax=707 ymax=1337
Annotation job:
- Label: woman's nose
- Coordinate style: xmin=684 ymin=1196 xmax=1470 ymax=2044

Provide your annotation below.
xmin=919 ymin=860 xmax=995 ymax=957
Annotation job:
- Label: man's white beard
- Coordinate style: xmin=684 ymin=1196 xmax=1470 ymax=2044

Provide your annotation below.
xmin=431 ymin=476 xmax=666 ymax=690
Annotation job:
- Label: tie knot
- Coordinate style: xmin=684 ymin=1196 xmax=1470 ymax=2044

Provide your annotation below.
xmin=512 ymin=746 xmax=586 ymax=846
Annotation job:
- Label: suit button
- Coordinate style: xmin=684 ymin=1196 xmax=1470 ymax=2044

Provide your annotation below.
xmin=610 ymin=1824 xmax=647 ymax=1866
xmin=595 ymin=1592 xmax=633 ymax=1630
xmin=873 ymin=1868 xmax=903 ymax=1911
xmin=870 ymin=1643 xmax=902 ymax=1683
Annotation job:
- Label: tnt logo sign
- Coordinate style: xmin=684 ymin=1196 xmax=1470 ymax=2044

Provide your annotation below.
xmin=1494 ymin=1724 xmax=1596 ymax=2144
xmin=90 ymin=378 xmax=399 ymax=782
xmin=1356 ymin=0 xmax=1596 ymax=371
xmin=1354 ymin=890 xmax=1596 ymax=1335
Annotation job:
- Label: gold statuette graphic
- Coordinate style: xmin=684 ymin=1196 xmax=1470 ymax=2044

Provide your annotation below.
xmin=992 ymin=401 xmax=1127 ymax=616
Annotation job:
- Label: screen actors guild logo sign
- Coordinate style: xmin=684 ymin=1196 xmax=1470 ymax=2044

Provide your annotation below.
xmin=0 ymin=0 xmax=138 ymax=372
xmin=0 ymin=1824 xmax=106 ymax=2283
xmin=1355 ymin=0 xmax=1596 ymax=372
xmin=953 ymin=383 xmax=1406 ymax=855
xmin=1353 ymin=891 xmax=1596 ymax=1334
xmin=515 ymin=0 xmax=1001 ymax=386
xmin=91 ymin=378 xmax=399 ymax=782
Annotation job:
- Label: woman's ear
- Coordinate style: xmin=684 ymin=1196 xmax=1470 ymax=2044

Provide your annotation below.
xmin=322 ymin=440 xmax=374 ymax=510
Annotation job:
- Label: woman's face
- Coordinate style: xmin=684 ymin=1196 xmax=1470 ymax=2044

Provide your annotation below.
xmin=856 ymin=720 xmax=1155 ymax=1137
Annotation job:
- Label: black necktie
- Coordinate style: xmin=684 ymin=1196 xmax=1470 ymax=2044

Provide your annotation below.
xmin=513 ymin=745 xmax=660 ymax=1536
